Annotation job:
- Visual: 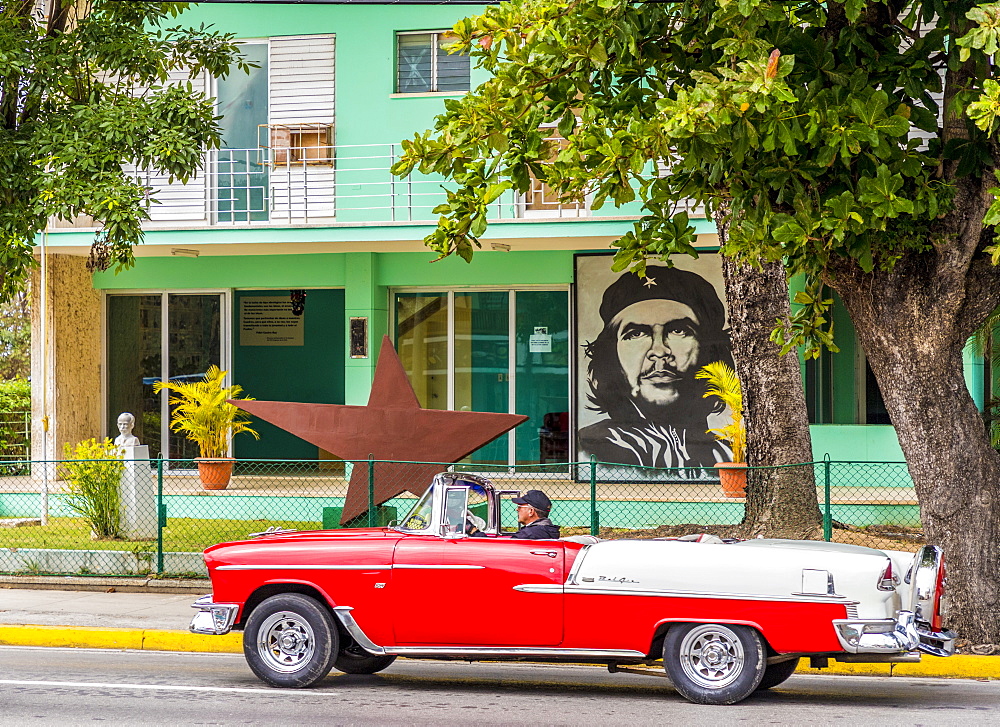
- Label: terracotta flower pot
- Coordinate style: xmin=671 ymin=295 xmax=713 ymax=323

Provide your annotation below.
xmin=196 ymin=457 xmax=235 ymax=490
xmin=716 ymin=462 xmax=747 ymax=498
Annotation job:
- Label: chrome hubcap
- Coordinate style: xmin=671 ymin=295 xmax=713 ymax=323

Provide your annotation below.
xmin=678 ymin=625 xmax=745 ymax=689
xmin=257 ymin=611 xmax=315 ymax=673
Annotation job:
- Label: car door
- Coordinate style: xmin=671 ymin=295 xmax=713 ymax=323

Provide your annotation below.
xmin=391 ymin=535 xmax=565 ymax=646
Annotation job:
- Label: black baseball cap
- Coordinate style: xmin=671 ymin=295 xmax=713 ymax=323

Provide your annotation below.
xmin=512 ymin=490 xmax=552 ymax=514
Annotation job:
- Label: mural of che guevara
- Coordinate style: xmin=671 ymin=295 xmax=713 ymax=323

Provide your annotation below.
xmin=577 ymin=264 xmax=735 ymax=471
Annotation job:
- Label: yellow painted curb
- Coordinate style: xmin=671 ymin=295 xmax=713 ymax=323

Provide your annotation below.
xmin=0 ymin=625 xmax=144 ymax=651
xmin=0 ymin=625 xmax=241 ymax=654
xmin=796 ymin=655 xmax=1000 ymax=680
xmin=1 ymin=625 xmax=997 ymax=680
xmin=141 ymin=629 xmax=242 ymax=653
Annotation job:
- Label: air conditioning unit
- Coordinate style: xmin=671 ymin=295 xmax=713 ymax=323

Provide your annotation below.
xmin=262 ymin=124 xmax=334 ymax=166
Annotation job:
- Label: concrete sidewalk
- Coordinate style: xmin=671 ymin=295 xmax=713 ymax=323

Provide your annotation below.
xmin=0 ymin=586 xmax=200 ymax=630
xmin=0 ymin=583 xmax=242 ymax=653
xmin=1 ymin=583 xmax=998 ymax=680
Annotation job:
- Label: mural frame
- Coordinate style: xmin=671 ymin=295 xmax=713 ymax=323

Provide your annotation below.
xmin=572 ymin=252 xmax=734 ymax=483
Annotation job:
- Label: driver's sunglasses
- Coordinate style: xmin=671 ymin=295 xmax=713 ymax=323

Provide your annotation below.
xmin=516 ymin=503 xmax=533 ymax=509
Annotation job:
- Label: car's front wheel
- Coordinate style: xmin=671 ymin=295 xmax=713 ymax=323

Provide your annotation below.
xmin=243 ymin=593 xmax=338 ymax=688
xmin=663 ymin=623 xmax=765 ymax=705
xmin=334 ymin=643 xmax=397 ymax=674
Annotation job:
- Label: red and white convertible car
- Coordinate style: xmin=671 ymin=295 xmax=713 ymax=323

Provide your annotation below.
xmin=191 ymin=472 xmax=955 ymax=705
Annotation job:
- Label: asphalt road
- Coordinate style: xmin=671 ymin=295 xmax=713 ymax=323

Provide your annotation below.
xmin=0 ymin=646 xmax=997 ymax=725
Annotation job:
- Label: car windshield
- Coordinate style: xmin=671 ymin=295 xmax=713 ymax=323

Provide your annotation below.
xmin=399 ymin=485 xmax=434 ymax=531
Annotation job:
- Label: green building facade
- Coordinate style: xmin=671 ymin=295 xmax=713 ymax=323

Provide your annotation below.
xmin=31 ymin=3 xmax=985 ymax=469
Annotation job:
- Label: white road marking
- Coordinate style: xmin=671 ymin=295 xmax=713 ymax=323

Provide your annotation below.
xmin=0 ymin=679 xmax=336 ymax=696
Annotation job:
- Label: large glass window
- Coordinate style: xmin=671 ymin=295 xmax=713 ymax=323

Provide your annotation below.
xmin=396 ymin=31 xmax=470 ymax=94
xmin=803 ymin=294 xmax=890 ymax=425
xmin=395 ymin=289 xmax=569 ymax=469
xmin=864 ymin=359 xmax=891 ymax=424
xmin=106 ymin=292 xmax=224 ymax=461
xmin=397 ymin=293 xmax=449 ymax=409
xmin=216 ymin=43 xmax=269 ymax=223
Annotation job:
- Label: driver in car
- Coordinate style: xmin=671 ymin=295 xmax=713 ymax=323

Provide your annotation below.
xmin=467 ymin=490 xmax=560 ymax=539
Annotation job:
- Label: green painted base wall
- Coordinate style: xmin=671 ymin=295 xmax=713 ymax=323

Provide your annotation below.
xmin=811 ymin=425 xmax=905 ymax=461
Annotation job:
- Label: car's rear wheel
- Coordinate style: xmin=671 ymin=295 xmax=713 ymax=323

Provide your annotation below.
xmin=663 ymin=623 xmax=765 ymax=705
xmin=756 ymin=657 xmax=800 ymax=690
xmin=243 ymin=593 xmax=338 ymax=688
xmin=334 ymin=643 xmax=397 ymax=674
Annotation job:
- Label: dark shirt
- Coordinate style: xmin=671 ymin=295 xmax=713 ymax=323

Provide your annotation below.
xmin=510 ymin=517 xmax=560 ymax=540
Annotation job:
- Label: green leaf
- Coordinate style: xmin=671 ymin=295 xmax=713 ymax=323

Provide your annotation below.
xmin=882 ymin=114 xmax=910 ymax=137
xmin=773 ymin=220 xmax=806 ymax=243
xmin=557 ymin=108 xmax=577 ymax=139
xmin=985 ymin=194 xmax=1000 ymax=227
xmin=844 ymin=0 xmax=865 ymax=22
xmin=588 ymin=41 xmax=608 ymax=67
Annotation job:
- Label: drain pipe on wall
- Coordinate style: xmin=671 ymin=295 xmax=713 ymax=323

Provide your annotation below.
xmin=39 ymin=230 xmax=49 ymax=526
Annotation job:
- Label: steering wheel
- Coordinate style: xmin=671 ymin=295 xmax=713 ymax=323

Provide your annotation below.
xmin=465 ymin=510 xmax=486 ymax=535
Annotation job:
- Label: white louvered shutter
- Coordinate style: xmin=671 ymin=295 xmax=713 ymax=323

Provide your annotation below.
xmin=125 ymin=67 xmax=210 ymax=225
xmin=268 ymin=35 xmax=337 ymax=222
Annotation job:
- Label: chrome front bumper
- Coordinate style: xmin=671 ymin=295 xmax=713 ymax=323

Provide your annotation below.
xmin=189 ymin=594 xmax=240 ymax=635
xmin=833 ymin=610 xmax=956 ymax=657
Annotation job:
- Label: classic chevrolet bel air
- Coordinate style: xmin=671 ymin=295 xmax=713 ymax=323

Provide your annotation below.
xmin=191 ymin=472 xmax=956 ymax=705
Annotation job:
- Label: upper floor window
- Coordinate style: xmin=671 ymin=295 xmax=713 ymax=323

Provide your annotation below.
xmin=396 ymin=31 xmax=470 ymax=94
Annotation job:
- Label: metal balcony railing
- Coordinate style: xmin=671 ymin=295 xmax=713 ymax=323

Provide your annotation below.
xmin=85 ymin=143 xmax=625 ymax=229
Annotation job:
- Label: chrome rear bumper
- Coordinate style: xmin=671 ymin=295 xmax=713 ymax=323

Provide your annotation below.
xmin=833 ymin=610 xmax=956 ymax=656
xmin=189 ymin=594 xmax=240 ymax=635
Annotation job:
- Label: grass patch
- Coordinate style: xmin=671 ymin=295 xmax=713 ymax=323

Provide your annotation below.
xmin=0 ymin=517 xmax=321 ymax=553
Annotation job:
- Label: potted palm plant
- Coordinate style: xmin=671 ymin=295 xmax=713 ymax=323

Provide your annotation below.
xmin=153 ymin=366 xmax=259 ymax=490
xmin=695 ymin=361 xmax=747 ymax=497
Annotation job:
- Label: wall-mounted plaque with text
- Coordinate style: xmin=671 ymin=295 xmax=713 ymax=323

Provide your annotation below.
xmin=240 ymin=296 xmax=305 ymax=346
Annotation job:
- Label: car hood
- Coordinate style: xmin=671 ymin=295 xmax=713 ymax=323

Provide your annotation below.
xmin=204 ymin=527 xmax=397 ymax=554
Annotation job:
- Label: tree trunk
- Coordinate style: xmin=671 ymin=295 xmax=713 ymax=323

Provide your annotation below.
xmin=722 ymin=257 xmax=823 ymax=538
xmin=832 ymin=258 xmax=1000 ymax=644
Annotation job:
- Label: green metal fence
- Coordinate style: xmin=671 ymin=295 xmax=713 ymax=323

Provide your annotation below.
xmin=0 ymin=457 xmax=923 ymax=578
xmin=0 ymin=411 xmax=29 ymax=475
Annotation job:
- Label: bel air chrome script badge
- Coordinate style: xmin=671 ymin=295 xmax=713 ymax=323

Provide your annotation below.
xmin=581 ymin=575 xmax=639 ymax=584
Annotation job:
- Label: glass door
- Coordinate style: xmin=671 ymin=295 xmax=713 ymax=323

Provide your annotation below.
xmin=515 ymin=291 xmax=569 ymax=467
xmin=107 ymin=295 xmax=163 ymax=456
xmin=166 ymin=295 xmax=223 ymax=460
xmin=106 ymin=292 xmax=225 ymax=461
xmin=455 ymin=292 xmax=509 ymax=467
xmin=395 ymin=289 xmax=569 ymax=469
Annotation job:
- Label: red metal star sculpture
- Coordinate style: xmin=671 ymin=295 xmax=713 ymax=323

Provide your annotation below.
xmin=234 ymin=336 xmax=527 ymax=524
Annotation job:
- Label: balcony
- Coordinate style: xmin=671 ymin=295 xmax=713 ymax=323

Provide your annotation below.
xmin=50 ymin=143 xmax=627 ymax=232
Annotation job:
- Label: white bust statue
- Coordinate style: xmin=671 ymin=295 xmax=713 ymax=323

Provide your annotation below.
xmin=114 ymin=412 xmax=141 ymax=448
